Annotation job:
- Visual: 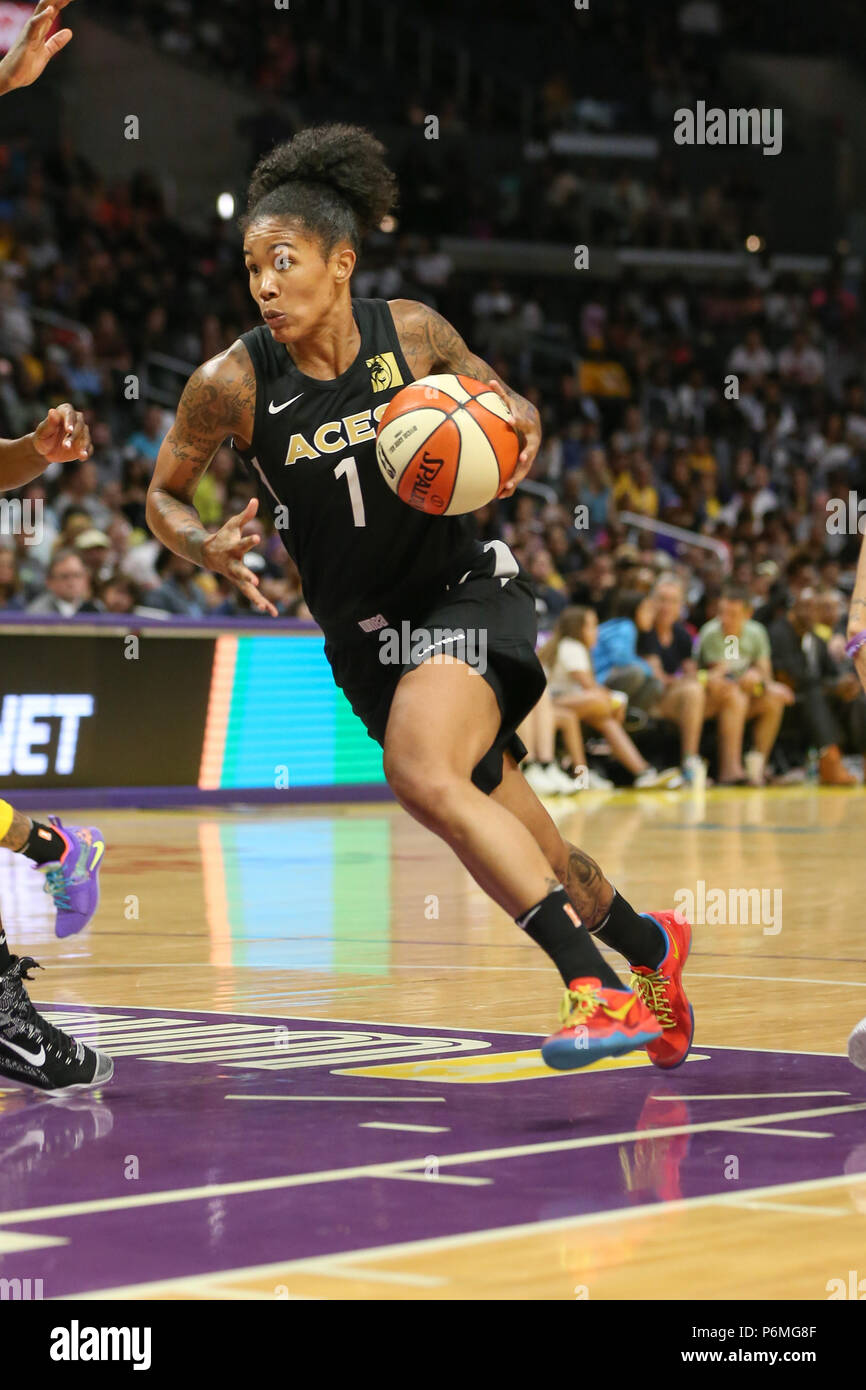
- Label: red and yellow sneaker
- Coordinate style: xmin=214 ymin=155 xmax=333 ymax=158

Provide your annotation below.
xmin=629 ymin=911 xmax=694 ymax=1070
xmin=541 ymin=976 xmax=662 ymax=1072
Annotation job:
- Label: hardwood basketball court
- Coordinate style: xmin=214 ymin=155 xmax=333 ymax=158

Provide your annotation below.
xmin=1 ymin=785 xmax=864 ymax=1300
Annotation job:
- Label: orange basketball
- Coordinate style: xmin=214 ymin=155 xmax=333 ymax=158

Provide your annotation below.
xmin=375 ymin=373 xmax=520 ymax=515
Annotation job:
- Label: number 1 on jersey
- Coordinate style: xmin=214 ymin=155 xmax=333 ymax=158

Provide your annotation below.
xmin=334 ymin=455 xmax=366 ymax=527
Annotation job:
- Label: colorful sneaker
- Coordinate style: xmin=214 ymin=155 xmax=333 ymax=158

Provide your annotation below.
xmin=629 ymin=911 xmax=695 ymax=1070
xmin=40 ymin=816 xmax=105 ymax=938
xmin=0 ymin=957 xmax=114 ymax=1091
xmin=542 ymin=976 xmax=662 ymax=1071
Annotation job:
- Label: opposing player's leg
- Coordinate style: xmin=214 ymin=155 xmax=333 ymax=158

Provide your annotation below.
xmin=383 ymin=659 xmax=661 ymax=1069
xmin=0 ymin=798 xmax=112 ymax=1091
xmin=0 ymin=797 xmax=104 ymax=937
xmin=490 ymin=754 xmax=695 ymax=1069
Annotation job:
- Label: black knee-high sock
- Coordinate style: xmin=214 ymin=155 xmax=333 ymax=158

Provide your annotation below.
xmin=516 ymin=886 xmax=625 ymax=989
xmin=588 ymin=890 xmax=666 ymax=969
xmin=0 ymin=924 xmax=12 ymax=972
xmin=20 ymin=820 xmax=66 ymax=865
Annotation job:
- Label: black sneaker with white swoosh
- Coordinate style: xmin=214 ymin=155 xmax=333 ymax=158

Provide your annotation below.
xmin=0 ymin=957 xmax=114 ymax=1091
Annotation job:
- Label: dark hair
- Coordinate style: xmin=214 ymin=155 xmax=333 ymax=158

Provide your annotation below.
xmin=610 ymin=589 xmax=648 ymax=621
xmin=48 ymin=547 xmax=83 ymax=578
xmin=99 ymin=572 xmax=141 ymax=606
xmin=242 ymin=124 xmax=398 ymax=255
xmin=721 ymin=581 xmax=752 ymax=605
xmin=60 ymin=504 xmax=92 ymax=530
xmin=785 ymin=553 xmax=814 ymax=579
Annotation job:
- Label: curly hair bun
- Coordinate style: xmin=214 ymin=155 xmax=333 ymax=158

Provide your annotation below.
xmin=245 ymin=124 xmax=398 ymax=246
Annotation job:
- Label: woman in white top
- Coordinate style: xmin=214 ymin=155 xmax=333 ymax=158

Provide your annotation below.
xmin=540 ymin=607 xmax=680 ymax=788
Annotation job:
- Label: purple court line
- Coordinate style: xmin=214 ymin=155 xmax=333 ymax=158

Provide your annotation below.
xmin=7 ymin=783 xmax=394 ymax=810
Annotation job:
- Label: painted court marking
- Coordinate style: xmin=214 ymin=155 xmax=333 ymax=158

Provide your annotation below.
xmin=9 ymin=1002 xmax=864 ymax=1298
xmin=359 ymin=1122 xmax=450 ymax=1133
xmin=2 ymin=1099 xmax=864 ymax=1230
xmin=70 ymin=1169 xmax=866 ymax=1301
xmin=224 ymin=1093 xmax=447 ymax=1104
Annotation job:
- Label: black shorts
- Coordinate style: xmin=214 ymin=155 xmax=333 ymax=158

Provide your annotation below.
xmin=323 ymin=545 xmax=546 ymax=794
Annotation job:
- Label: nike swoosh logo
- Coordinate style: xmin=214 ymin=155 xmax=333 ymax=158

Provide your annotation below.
xmin=603 ymin=997 xmax=636 ymax=1023
xmin=88 ymin=841 xmax=105 ymax=872
xmin=415 ymin=635 xmax=465 ymax=660
xmin=0 ymin=1037 xmax=46 ymax=1067
xmin=268 ymin=393 xmax=303 ymax=414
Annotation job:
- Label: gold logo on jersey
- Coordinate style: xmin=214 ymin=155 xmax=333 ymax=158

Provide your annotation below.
xmin=367 ymin=351 xmax=403 ymax=392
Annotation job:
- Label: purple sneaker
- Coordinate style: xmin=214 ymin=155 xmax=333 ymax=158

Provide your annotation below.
xmin=40 ymin=816 xmax=105 ymax=939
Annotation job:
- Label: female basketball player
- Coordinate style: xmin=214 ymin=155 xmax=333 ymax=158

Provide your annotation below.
xmin=0 ymin=409 xmax=112 ymax=1089
xmin=147 ymin=125 xmax=693 ymax=1071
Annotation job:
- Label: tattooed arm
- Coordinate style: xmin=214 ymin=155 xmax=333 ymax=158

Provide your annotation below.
xmin=147 ymin=342 xmax=255 ymax=566
xmin=147 ymin=342 xmax=276 ymax=616
xmin=389 ymin=298 xmax=541 ymax=493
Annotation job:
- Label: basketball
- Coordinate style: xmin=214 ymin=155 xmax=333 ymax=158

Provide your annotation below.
xmin=375 ymin=373 xmax=520 ymax=515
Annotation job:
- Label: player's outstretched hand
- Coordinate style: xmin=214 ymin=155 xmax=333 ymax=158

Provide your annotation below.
xmin=0 ymin=1 xmax=74 ymax=95
xmin=33 ymin=403 xmax=92 ymax=462
xmin=485 ymin=379 xmax=541 ymax=498
xmin=202 ymin=498 xmax=278 ymax=617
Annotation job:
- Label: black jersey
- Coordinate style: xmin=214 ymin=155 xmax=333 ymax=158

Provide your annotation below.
xmin=234 ymin=298 xmax=483 ymax=637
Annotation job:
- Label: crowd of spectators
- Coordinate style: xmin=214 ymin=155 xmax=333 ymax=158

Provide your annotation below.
xmin=2 ymin=68 xmax=866 ymax=783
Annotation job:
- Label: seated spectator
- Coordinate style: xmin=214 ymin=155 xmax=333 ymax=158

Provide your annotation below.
xmin=125 ymin=404 xmax=168 ymax=463
xmin=637 ymin=575 xmax=708 ymax=778
xmin=573 ymin=446 xmax=614 ymax=529
xmin=53 ymin=461 xmax=113 ymax=531
xmin=526 ymin=547 xmax=568 ymax=623
xmin=74 ymin=528 xmax=114 ymax=588
xmin=544 ymin=523 xmax=586 ymax=591
xmin=728 ymin=327 xmax=774 ymax=382
xmin=26 ymin=549 xmax=100 ymax=617
xmin=120 ymin=456 xmax=152 ymax=531
xmin=571 ymin=551 xmax=617 ymax=621
xmin=148 ymin=549 xmax=215 ymax=617
xmin=0 ymin=546 xmax=26 ymax=612
xmin=769 ymin=589 xmax=861 ymax=785
xmin=695 ymin=581 xmax=794 ymax=784
xmin=813 ymin=587 xmax=847 ymax=662
xmin=56 ymin=503 xmax=97 ymax=552
xmin=540 ymin=606 xmax=681 ymax=787
xmin=519 ymin=686 xmax=613 ymax=795
xmin=777 ymin=328 xmax=825 ymax=387
xmin=615 ymin=453 xmax=659 ymax=518
xmin=594 ymin=591 xmax=664 ymax=711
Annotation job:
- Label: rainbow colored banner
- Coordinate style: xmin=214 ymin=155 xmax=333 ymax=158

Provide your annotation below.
xmin=199 ymin=635 xmax=387 ymax=791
